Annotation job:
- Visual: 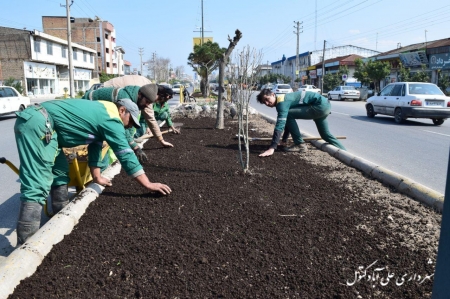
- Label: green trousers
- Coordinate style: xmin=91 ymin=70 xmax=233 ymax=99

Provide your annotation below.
xmin=14 ymin=106 xmax=69 ymax=205
xmin=286 ymin=100 xmax=346 ymax=150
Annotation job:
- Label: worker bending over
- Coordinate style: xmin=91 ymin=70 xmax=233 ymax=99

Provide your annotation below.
xmin=14 ymin=99 xmax=171 ymax=245
xmin=257 ymin=89 xmax=346 ymax=157
xmin=153 ymin=86 xmax=180 ymax=134
xmin=84 ymin=84 xmax=174 ymax=162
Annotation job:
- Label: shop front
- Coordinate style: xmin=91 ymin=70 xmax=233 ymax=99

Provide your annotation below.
xmin=24 ymin=61 xmax=57 ymax=97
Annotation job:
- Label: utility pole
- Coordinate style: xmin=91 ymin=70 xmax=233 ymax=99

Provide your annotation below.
xmin=62 ymin=0 xmax=75 ymax=97
xmin=293 ymin=21 xmax=303 ymax=88
xmin=321 ymin=40 xmax=326 ymax=92
xmin=152 ymin=52 xmax=157 ymax=82
xmin=201 ymin=0 xmax=204 ymax=45
xmin=138 ymin=47 xmax=144 ymax=76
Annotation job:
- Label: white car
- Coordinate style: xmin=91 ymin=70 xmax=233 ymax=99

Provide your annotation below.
xmin=0 ymin=86 xmax=31 ymax=116
xmin=172 ymin=84 xmax=182 ymax=94
xmin=328 ymin=86 xmax=361 ymax=101
xmin=299 ymin=84 xmax=321 ymax=94
xmin=271 ymin=84 xmax=293 ymax=95
xmin=366 ymin=82 xmax=450 ymax=125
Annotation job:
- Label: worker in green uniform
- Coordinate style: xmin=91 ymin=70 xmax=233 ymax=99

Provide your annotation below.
xmin=84 ymin=84 xmax=174 ymax=162
xmin=14 ymin=98 xmax=172 ymax=245
xmin=256 ymin=89 xmax=346 ymax=157
xmin=153 ymin=86 xmax=181 ymax=134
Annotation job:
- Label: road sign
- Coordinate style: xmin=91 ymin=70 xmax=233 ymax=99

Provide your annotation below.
xmin=342 ymin=74 xmax=348 ymax=81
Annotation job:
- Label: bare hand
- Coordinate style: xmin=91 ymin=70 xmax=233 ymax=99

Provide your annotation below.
xmin=160 ymin=140 xmax=174 ymax=148
xmin=148 ymin=182 xmax=172 ymax=195
xmin=170 ymin=126 xmax=180 ymax=134
xmin=259 ymin=148 xmax=275 ymax=157
xmin=93 ymin=175 xmax=112 ymax=186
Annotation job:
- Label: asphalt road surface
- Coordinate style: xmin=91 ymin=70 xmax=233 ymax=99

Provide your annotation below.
xmin=249 ymin=94 xmax=450 ymax=195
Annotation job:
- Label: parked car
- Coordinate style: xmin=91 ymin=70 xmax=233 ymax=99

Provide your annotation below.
xmin=261 ymin=83 xmax=274 ymax=90
xmin=0 ymin=86 xmax=31 ymax=115
xmin=366 ymin=82 xmax=450 ymax=125
xmin=271 ymin=84 xmax=293 ymax=95
xmin=172 ymin=84 xmax=182 ymax=94
xmin=299 ymin=84 xmax=321 ymax=94
xmin=328 ymin=86 xmax=361 ymax=101
xmin=87 ymin=83 xmax=104 ymax=92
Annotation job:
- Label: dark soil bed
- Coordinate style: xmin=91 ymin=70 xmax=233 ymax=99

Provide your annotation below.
xmin=12 ymin=116 xmax=440 ymax=298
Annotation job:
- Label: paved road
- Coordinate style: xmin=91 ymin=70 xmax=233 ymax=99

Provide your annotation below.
xmin=249 ymin=95 xmax=450 ymax=195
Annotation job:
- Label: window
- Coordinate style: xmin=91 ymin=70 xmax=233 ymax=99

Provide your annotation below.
xmin=106 ymin=62 xmax=110 ymax=67
xmin=83 ymin=51 xmax=87 ymax=62
xmin=5 ymin=87 xmax=17 ymax=97
xmin=97 ymin=52 xmax=101 ymax=57
xmin=106 ymin=48 xmax=109 ymax=53
xmin=61 ymin=46 xmax=67 ymax=58
xmin=34 ymin=40 xmax=41 ymax=53
xmin=97 ymin=37 xmax=100 ymax=42
xmin=390 ymin=84 xmax=404 ymax=96
xmin=90 ymin=54 xmax=93 ymax=63
xmin=380 ymin=84 xmax=394 ymax=96
xmin=46 ymin=41 xmax=53 ymax=55
xmin=105 ymin=33 xmax=109 ymax=40
xmin=73 ymin=50 xmax=77 ymax=60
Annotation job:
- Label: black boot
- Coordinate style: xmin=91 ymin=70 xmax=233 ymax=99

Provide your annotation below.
xmin=17 ymin=202 xmax=42 ymax=245
xmin=51 ymin=184 xmax=69 ymax=214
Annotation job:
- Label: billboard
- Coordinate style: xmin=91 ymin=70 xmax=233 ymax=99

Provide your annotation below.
xmin=399 ymin=52 xmax=424 ymax=67
xmin=193 ymin=37 xmax=213 ymax=47
xmin=430 ymin=53 xmax=450 ymax=70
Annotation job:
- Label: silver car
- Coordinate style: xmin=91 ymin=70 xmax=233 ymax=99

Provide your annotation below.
xmin=365 ymin=82 xmax=450 ymax=125
xmin=271 ymin=84 xmax=293 ymax=95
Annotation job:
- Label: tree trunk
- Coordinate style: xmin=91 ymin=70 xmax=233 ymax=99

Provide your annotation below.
xmin=215 ymin=60 xmax=226 ymax=129
xmin=215 ymin=29 xmax=242 ymax=129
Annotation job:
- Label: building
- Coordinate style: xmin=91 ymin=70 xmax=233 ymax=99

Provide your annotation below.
xmin=124 ymin=60 xmax=132 ymax=75
xmin=367 ymin=37 xmax=450 ymax=90
xmin=311 ymin=54 xmax=365 ymax=88
xmin=0 ymin=26 xmax=95 ymax=96
xmin=270 ymin=45 xmax=380 ymax=89
xmin=255 ymin=64 xmax=272 ymax=77
xmin=42 ymin=16 xmax=125 ymax=78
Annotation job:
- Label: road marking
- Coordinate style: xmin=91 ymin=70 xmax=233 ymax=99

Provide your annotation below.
xmin=331 ymin=111 xmax=350 ymax=116
xmin=421 ymin=130 xmax=450 ymax=137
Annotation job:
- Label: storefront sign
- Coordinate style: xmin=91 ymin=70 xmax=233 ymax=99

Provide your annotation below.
xmin=309 ymin=70 xmax=317 ymax=79
xmin=317 ymin=69 xmax=323 ymax=77
xmin=399 ymin=52 xmax=424 ymax=67
xmin=430 ymin=53 xmax=450 ymax=70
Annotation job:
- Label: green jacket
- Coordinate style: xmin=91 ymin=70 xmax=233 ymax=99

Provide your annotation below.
xmin=153 ymin=102 xmax=173 ymax=127
xmin=42 ymin=99 xmax=143 ymax=177
xmin=270 ymin=91 xmax=327 ymax=148
xmin=83 ymin=86 xmax=141 ymax=149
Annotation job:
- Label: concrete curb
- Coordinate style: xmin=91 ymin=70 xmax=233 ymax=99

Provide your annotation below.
xmin=0 ymin=162 xmax=122 ymax=298
xmin=257 ymin=112 xmax=444 ymax=213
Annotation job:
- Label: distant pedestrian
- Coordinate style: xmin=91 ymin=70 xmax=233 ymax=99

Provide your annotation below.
xmin=256 ymin=89 xmax=346 ymax=157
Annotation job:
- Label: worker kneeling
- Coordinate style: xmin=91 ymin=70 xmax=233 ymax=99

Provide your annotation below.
xmin=14 ymin=99 xmax=171 ymax=245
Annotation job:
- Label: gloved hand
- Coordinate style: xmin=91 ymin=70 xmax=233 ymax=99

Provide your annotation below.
xmin=134 ymin=148 xmax=148 ymax=163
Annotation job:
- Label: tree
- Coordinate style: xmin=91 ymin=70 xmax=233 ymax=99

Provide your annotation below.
xmin=365 ymin=59 xmax=391 ymax=92
xmin=4 ymin=77 xmax=24 ymax=95
xmin=353 ymin=58 xmax=371 ymax=86
xmin=215 ymin=29 xmax=242 ymax=129
xmin=258 ymin=73 xmax=291 ymax=85
xmin=188 ymin=41 xmax=226 ymax=97
xmin=437 ymin=70 xmax=450 ymax=95
xmin=411 ymin=64 xmax=430 ymax=82
xmin=323 ymin=65 xmax=348 ymax=92
xmin=353 ymin=59 xmax=390 ymax=91
xmin=397 ymin=62 xmax=411 ymax=82
xmin=230 ymin=46 xmax=262 ymax=173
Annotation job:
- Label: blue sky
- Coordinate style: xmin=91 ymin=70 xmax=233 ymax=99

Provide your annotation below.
xmin=1 ymin=0 xmax=449 ymax=78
